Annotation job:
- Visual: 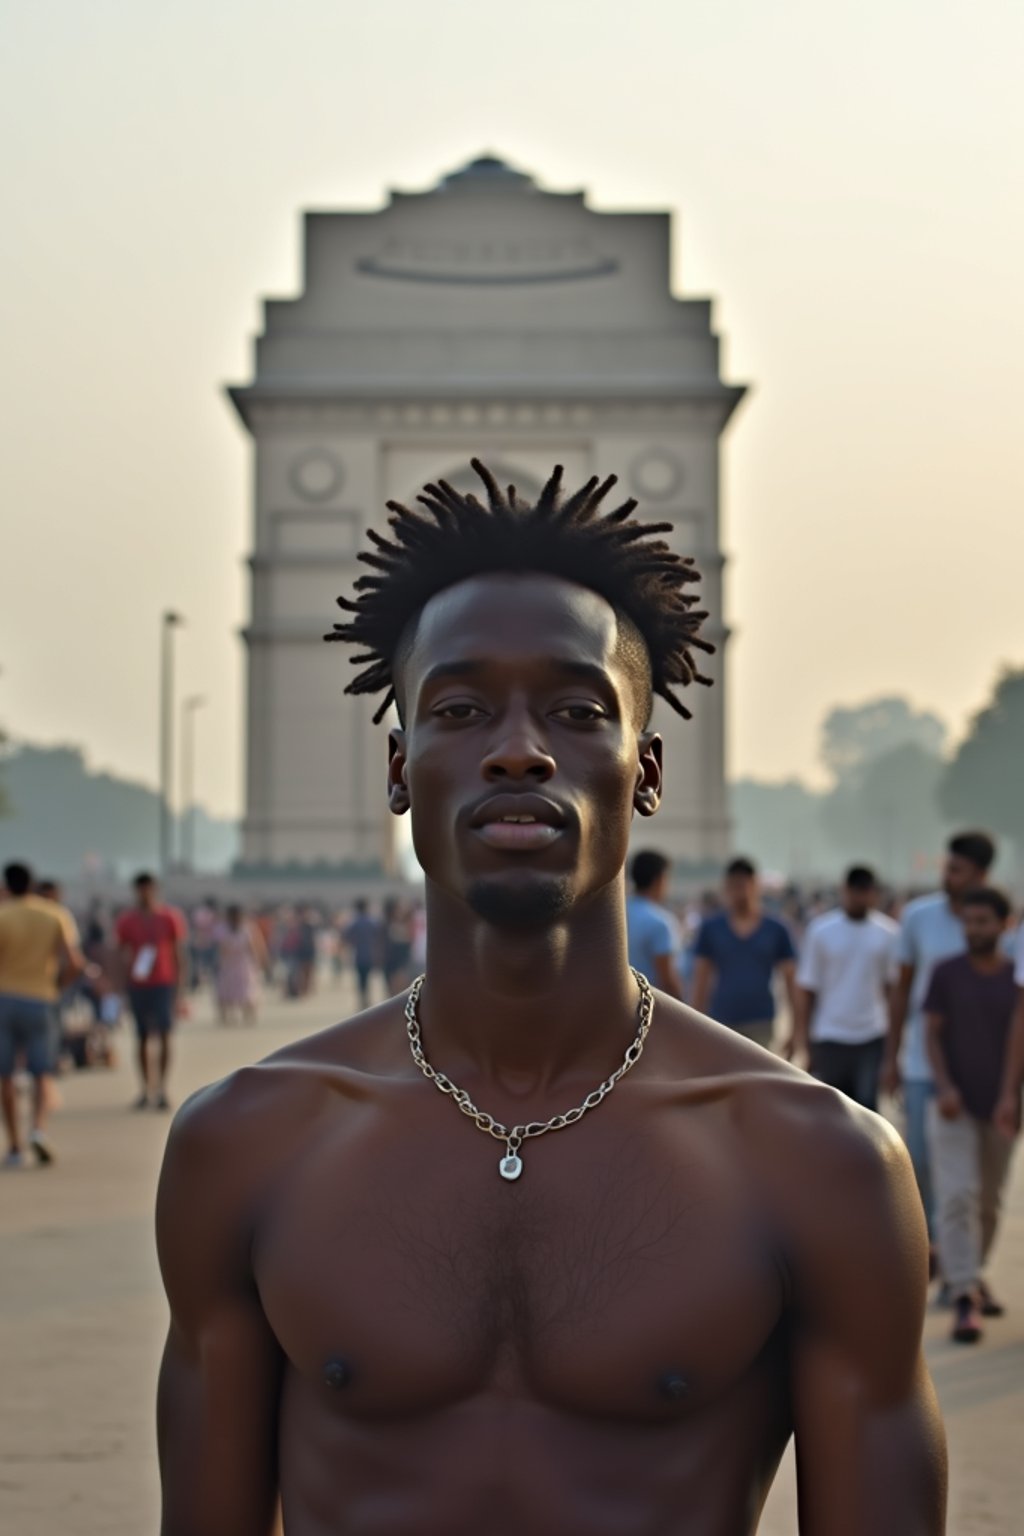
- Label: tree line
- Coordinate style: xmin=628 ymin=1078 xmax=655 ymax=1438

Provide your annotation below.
xmin=732 ymin=667 xmax=1024 ymax=889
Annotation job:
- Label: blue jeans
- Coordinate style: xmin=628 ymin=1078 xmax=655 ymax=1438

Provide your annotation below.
xmin=904 ymin=1079 xmax=936 ymax=1237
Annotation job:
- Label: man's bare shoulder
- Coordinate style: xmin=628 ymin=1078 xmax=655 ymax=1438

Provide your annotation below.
xmin=655 ymin=995 xmax=913 ymax=1218
xmin=163 ymin=995 xmax=408 ymax=1180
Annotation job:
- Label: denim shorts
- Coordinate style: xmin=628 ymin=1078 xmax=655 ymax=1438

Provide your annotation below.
xmin=0 ymin=993 xmax=58 ymax=1077
xmin=128 ymin=984 xmax=176 ymax=1039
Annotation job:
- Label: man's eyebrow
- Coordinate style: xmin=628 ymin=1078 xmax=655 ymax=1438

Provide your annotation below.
xmin=551 ymin=660 xmax=617 ymax=692
xmin=420 ymin=658 xmax=617 ymax=691
xmin=420 ymin=660 xmax=484 ymax=689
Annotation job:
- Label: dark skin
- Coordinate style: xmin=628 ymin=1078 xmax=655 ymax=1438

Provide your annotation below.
xmin=156 ymin=573 xmax=946 ymax=1535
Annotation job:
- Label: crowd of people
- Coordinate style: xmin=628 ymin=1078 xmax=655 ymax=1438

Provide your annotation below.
xmin=2 ymin=830 xmax=1023 ymax=1349
xmin=0 ymin=870 xmax=426 ymax=1147
xmin=626 ymin=829 xmax=1024 ymax=1346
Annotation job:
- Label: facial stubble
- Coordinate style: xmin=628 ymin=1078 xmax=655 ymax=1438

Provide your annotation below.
xmin=465 ymin=873 xmax=576 ymax=930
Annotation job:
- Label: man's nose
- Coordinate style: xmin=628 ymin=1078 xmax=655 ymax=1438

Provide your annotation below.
xmin=481 ymin=718 xmax=556 ymax=782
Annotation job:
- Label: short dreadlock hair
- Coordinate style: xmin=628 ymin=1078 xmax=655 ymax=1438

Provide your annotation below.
xmin=325 ymin=459 xmax=714 ymax=727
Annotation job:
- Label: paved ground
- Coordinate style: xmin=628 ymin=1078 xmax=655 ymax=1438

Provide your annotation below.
xmin=2 ymin=981 xmax=1022 ymax=1534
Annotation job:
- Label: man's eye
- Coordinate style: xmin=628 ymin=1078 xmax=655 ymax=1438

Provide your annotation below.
xmin=556 ymin=704 xmax=606 ymax=723
xmin=434 ymin=703 xmax=482 ymax=720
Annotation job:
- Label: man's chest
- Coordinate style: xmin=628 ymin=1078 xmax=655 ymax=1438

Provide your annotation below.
xmin=254 ymin=1107 xmax=785 ymax=1422
xmin=819 ymin=927 xmax=889 ymax=987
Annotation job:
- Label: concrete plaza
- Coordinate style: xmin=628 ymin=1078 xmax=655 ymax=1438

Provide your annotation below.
xmin=2 ymin=981 xmax=1021 ymax=1534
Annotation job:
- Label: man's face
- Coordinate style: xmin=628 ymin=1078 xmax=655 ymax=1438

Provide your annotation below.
xmin=963 ymin=903 xmax=1003 ymax=955
xmin=136 ymin=881 xmax=156 ymax=910
xmin=388 ymin=573 xmax=662 ymax=929
xmin=843 ymin=883 xmax=876 ymax=920
xmin=942 ymin=853 xmax=986 ymax=900
xmin=724 ymin=873 xmax=756 ymax=912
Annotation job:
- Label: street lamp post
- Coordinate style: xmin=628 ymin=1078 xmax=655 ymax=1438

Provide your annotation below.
xmin=159 ymin=611 xmax=183 ymax=875
xmin=181 ymin=695 xmax=207 ymax=873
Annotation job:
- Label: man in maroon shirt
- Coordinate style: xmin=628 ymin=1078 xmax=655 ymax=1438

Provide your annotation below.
xmin=116 ymin=872 xmax=188 ymax=1110
xmin=925 ymin=887 xmax=1018 ymax=1344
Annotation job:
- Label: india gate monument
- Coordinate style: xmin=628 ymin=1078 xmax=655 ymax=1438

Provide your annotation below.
xmin=228 ymin=155 xmax=746 ymax=879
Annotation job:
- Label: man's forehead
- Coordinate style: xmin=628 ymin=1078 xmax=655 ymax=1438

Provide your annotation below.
xmin=409 ymin=572 xmax=622 ymax=667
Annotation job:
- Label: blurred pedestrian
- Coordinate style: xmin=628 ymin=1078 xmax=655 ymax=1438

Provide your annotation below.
xmin=116 ymin=872 xmax=188 ymax=1110
xmin=382 ymin=896 xmax=413 ymax=995
xmin=189 ymin=897 xmax=221 ymax=991
xmin=214 ymin=905 xmax=266 ymax=1025
xmin=791 ymin=866 xmax=898 ymax=1109
xmin=295 ymin=908 xmax=319 ymax=997
xmin=625 ymin=850 xmax=685 ymax=998
xmin=691 ymin=857 xmax=798 ymax=1051
xmin=883 ymin=830 xmax=996 ymax=1259
xmin=343 ymin=899 xmax=382 ymax=1011
xmin=0 ymin=861 xmax=85 ymax=1167
xmin=78 ymin=902 xmax=124 ymax=1068
xmin=925 ymin=887 xmax=1018 ymax=1343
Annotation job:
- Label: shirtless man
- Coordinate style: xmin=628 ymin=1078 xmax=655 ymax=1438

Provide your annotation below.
xmin=156 ymin=463 xmax=945 ymax=1534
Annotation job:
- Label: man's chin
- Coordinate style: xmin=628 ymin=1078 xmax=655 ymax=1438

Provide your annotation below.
xmin=466 ymin=873 xmax=574 ymax=930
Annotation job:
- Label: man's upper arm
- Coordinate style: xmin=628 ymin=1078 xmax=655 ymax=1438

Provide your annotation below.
xmin=652 ymin=950 xmax=683 ymax=998
xmin=648 ymin=912 xmax=677 ymax=962
xmin=921 ymin=964 xmax=947 ymax=1021
xmin=775 ymin=919 xmax=798 ymax=965
xmin=693 ymin=920 xmax=715 ymax=961
xmin=56 ymin=908 xmax=84 ymax=975
xmin=156 ymin=1083 xmax=284 ymax=1536
xmin=795 ymin=926 xmax=821 ymax=992
xmin=785 ymin=1106 xmax=946 ymax=1533
xmin=897 ymin=909 xmax=918 ymax=969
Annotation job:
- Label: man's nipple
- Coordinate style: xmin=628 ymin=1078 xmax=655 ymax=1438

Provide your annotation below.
xmin=323 ymin=1357 xmax=353 ymax=1391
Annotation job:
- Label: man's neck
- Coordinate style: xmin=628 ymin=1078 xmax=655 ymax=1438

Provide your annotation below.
xmin=728 ymin=904 xmax=760 ymax=927
xmin=967 ymin=948 xmax=1004 ymax=974
xmin=419 ymin=878 xmax=639 ymax=1095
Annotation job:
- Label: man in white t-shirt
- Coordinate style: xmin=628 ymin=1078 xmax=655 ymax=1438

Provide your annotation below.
xmin=793 ymin=866 xmax=899 ymax=1111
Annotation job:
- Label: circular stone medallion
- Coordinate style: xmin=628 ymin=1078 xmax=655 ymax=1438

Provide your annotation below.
xmin=289 ymin=449 xmax=344 ymax=503
xmin=629 ymin=448 xmax=684 ymax=501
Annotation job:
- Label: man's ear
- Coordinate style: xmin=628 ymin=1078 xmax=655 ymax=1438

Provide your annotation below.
xmin=388 ymin=729 xmax=410 ymax=815
xmin=634 ymin=732 xmax=663 ymax=818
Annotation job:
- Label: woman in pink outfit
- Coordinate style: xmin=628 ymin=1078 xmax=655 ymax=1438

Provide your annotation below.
xmin=214 ymin=905 xmax=266 ymax=1025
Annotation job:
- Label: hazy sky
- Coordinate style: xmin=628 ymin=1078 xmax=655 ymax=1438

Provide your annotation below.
xmin=2 ymin=0 xmax=1021 ymax=818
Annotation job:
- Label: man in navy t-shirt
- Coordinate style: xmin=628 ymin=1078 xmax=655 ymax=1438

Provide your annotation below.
xmin=691 ymin=857 xmax=798 ymax=1051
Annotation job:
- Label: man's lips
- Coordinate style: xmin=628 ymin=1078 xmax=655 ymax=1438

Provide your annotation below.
xmin=475 ymin=821 xmax=563 ymax=851
xmin=469 ymin=792 xmax=568 ymax=852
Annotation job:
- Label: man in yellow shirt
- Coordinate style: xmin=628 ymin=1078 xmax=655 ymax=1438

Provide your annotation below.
xmin=0 ymin=861 xmax=84 ymax=1168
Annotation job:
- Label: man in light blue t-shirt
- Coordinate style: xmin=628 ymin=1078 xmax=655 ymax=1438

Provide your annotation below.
xmin=883 ymin=829 xmax=997 ymax=1249
xmin=626 ymin=850 xmax=685 ymax=999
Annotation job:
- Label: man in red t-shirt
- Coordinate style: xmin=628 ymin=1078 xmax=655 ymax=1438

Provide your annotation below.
xmin=116 ymin=872 xmax=188 ymax=1110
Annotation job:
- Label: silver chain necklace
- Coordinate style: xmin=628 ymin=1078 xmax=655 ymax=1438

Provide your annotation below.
xmin=403 ymin=968 xmax=656 ymax=1181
